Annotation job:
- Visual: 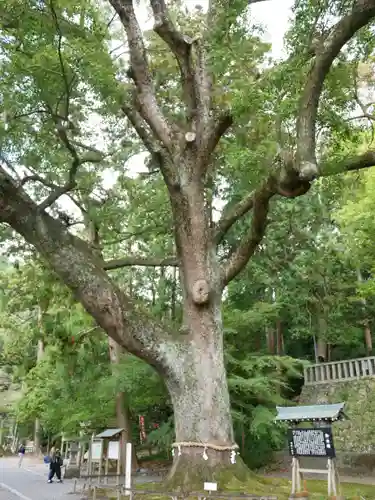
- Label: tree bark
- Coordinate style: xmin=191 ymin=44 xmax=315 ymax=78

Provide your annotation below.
xmin=357 ymin=268 xmax=373 ymax=354
xmin=364 ymin=322 xmax=372 ymax=355
xmin=164 ymin=298 xmax=245 ymax=489
xmin=34 ymin=309 xmax=45 ymax=456
xmin=316 ymin=317 xmax=327 ymax=363
xmin=276 ymin=319 xmax=283 ymax=356
xmin=266 ymin=327 xmax=275 ymax=354
xmin=108 ymin=337 xmax=138 ymax=470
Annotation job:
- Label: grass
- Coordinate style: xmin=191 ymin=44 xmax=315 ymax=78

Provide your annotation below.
xmin=87 ymin=476 xmax=375 ymax=499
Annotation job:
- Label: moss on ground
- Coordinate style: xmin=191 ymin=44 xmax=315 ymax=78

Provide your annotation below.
xmin=88 ymin=477 xmax=375 ymax=499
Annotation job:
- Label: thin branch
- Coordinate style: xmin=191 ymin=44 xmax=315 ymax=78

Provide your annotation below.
xmin=108 ymin=0 xmax=173 ymax=149
xmin=69 ymin=140 xmax=106 ymax=158
xmin=201 ymin=111 xmax=233 ymax=168
xmin=320 ymin=149 xmax=375 ymax=176
xmin=37 ymin=158 xmax=80 ymax=211
xmin=49 ymin=0 xmax=71 ymax=119
xmin=121 ymin=101 xmax=158 ymax=154
xmin=296 ymin=0 xmax=375 ymax=180
xmin=104 ymin=255 xmax=179 ymax=270
xmin=221 ymin=180 xmax=275 ymax=287
xmin=20 ymin=174 xmax=59 ymax=189
xmin=0 ymin=154 xmax=22 ymax=181
xmin=214 ymin=190 xmax=255 ymax=245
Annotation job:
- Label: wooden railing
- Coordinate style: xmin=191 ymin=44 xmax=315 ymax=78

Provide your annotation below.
xmin=304 ymin=356 xmax=375 ymax=385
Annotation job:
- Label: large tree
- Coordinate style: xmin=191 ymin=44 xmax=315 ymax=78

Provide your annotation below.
xmin=1 ymin=0 xmax=375 ymax=487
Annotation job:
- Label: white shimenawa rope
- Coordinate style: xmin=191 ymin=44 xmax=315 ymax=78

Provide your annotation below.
xmin=171 ymin=442 xmax=240 ymax=463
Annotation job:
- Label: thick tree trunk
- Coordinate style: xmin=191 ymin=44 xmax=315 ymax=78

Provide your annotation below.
xmin=163 ymin=300 xmax=247 ymax=490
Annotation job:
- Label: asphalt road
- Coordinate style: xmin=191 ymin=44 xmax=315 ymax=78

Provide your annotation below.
xmin=0 ymin=457 xmax=78 ymax=500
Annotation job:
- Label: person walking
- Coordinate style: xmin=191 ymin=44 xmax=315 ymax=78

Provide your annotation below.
xmin=48 ymin=448 xmax=63 ymax=483
xmin=18 ymin=443 xmax=25 ymax=468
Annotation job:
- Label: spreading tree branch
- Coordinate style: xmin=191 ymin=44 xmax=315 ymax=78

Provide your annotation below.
xmin=0 ymin=166 xmax=179 ymax=374
xmin=37 ymin=159 xmax=80 ymax=211
xmin=104 ymin=256 xmax=179 ymax=270
xmin=219 ymin=148 xmax=375 ymax=286
xmin=214 ymin=189 xmax=255 ymax=245
xmin=121 ymin=101 xmax=159 ymax=154
xmin=201 ymin=111 xmax=233 ymax=169
xmin=321 ymin=149 xmax=375 ymax=176
xmin=193 ymin=38 xmax=211 ymax=134
xmin=217 ymin=2 xmax=375 ymax=282
xmin=20 ymin=174 xmax=60 ymax=189
xmin=296 ymin=0 xmax=375 ymax=180
xmin=108 ymin=0 xmax=173 ymax=150
xmin=149 ymin=0 xmax=196 ymax=119
xmin=220 ymin=180 xmax=275 ymax=287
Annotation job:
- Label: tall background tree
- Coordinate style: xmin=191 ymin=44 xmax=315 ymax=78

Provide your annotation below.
xmin=1 ymin=0 xmax=375 ymax=487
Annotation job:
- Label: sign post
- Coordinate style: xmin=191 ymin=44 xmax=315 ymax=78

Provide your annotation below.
xmin=288 ymin=427 xmax=338 ymax=496
xmin=276 ymin=403 xmax=346 ymax=499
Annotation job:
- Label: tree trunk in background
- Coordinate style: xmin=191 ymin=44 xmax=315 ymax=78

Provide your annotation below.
xmin=266 ymin=327 xmax=275 ymax=354
xmin=316 ymin=316 xmax=327 ymax=362
xmin=171 ymin=266 xmax=177 ymax=321
xmin=357 ymin=268 xmax=373 ymax=354
xmin=364 ymin=322 xmax=372 ymax=355
xmin=34 ymin=337 xmax=44 ymax=455
xmin=108 ymin=337 xmax=138 ymax=471
xmin=276 ymin=320 xmax=283 ymax=355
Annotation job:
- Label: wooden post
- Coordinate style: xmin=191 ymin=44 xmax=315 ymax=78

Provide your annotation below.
xmin=291 ymin=457 xmax=297 ymax=495
xmin=88 ymin=437 xmax=93 ymax=487
xmin=296 ymin=458 xmax=302 ymax=493
xmin=98 ymin=439 xmax=103 ymax=484
xmin=124 ymin=442 xmax=132 ymax=496
xmin=0 ymin=418 xmax=4 ymax=447
xmin=105 ymin=453 xmax=109 ymax=485
xmin=116 ymin=450 xmax=121 ymax=488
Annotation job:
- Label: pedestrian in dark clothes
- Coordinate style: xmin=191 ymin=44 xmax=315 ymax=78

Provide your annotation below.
xmin=48 ymin=448 xmax=63 ymax=483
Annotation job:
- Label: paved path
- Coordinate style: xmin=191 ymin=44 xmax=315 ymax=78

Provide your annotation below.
xmin=0 ymin=457 xmax=79 ymax=500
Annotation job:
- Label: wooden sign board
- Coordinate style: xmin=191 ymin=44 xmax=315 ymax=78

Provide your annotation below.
xmin=288 ymin=427 xmax=335 ymax=458
xmin=91 ymin=441 xmax=103 ymax=461
xmin=108 ymin=440 xmax=120 ymax=460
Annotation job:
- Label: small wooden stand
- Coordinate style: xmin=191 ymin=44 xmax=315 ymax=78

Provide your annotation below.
xmin=275 ymin=404 xmax=348 ymax=500
xmin=291 ymin=456 xmax=340 ymax=497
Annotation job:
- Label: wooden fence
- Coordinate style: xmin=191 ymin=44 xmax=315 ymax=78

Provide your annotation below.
xmin=304 ymin=356 xmax=375 ymax=385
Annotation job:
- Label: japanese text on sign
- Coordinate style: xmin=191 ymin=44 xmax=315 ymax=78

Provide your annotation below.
xmin=287 ymin=427 xmax=335 ymax=458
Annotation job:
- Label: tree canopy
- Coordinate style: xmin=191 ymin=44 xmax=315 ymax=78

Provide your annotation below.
xmin=1 ymin=0 xmax=375 ymax=486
